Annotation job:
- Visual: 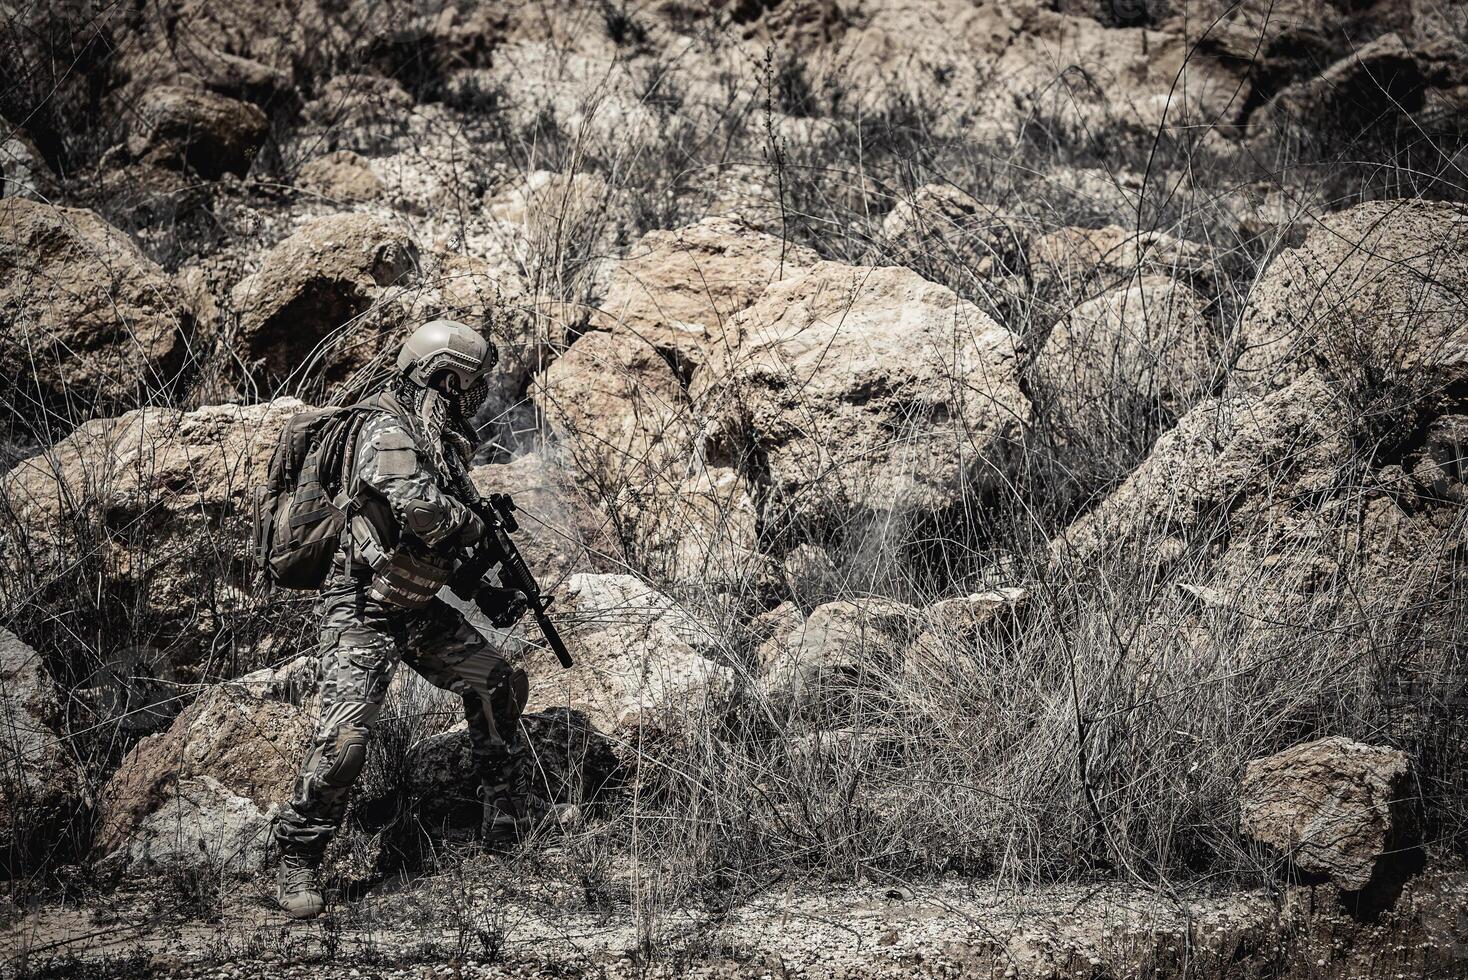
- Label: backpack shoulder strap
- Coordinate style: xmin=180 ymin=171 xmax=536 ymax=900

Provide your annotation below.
xmin=334 ymin=408 xmax=373 ymax=502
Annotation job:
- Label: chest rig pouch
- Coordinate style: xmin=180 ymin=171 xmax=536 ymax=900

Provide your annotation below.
xmin=368 ymin=537 xmax=453 ymax=609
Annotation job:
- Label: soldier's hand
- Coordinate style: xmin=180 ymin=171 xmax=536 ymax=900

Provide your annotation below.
xmin=474 ymin=585 xmax=527 ymax=628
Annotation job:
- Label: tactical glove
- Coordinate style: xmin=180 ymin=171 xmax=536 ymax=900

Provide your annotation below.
xmin=474 ymin=584 xmax=527 ymax=628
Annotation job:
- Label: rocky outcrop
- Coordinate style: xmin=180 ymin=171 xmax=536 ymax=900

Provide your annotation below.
xmin=0 ymin=199 xmax=195 ymax=418
xmin=1049 ymin=205 xmax=1463 ymax=649
xmin=533 ymin=573 xmax=732 ymax=732
xmin=1239 ymin=737 xmax=1412 ymax=890
xmin=93 ymin=684 xmax=312 ymax=873
xmin=827 ymin=0 xmax=1250 ymax=137
xmin=1247 ymin=33 xmax=1468 ymax=151
xmin=1038 ymin=201 xmax=1462 ymax=626
xmin=881 ymin=184 xmax=1025 ymax=280
xmin=1063 ymin=201 xmax=1468 ymax=591
xmin=230 ymin=213 xmax=420 ymax=388
xmin=0 ymin=399 xmax=312 ymax=678
xmin=1054 ymin=372 xmax=1334 ymax=565
xmin=127 ymin=86 xmax=269 ymax=179
xmin=296 ymin=149 xmax=384 ymax=202
xmin=1233 ymin=200 xmax=1468 ymax=395
xmin=1033 ymin=277 xmax=1216 ymax=442
xmin=694 ymin=262 xmax=1030 ymax=540
xmin=0 ymin=630 xmax=83 ymax=873
xmin=594 ymin=217 xmax=818 ymax=372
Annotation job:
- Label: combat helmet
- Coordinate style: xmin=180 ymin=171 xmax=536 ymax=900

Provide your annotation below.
xmin=397 ymin=319 xmax=497 ymax=390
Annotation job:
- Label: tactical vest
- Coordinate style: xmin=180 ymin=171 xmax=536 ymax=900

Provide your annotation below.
xmin=346 ymin=393 xmax=460 ymax=610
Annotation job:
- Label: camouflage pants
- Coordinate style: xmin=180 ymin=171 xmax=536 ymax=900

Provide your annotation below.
xmin=274 ymin=575 xmax=527 ymax=852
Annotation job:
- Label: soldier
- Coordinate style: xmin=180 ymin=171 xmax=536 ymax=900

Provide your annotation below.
xmin=274 ymin=320 xmax=546 ymax=920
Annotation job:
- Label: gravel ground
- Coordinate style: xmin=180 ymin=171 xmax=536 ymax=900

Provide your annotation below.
xmin=5 ymin=862 xmax=1468 ymax=978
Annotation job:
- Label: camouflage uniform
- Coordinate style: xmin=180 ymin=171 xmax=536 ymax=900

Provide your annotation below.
xmin=274 ymin=398 xmax=528 ymax=854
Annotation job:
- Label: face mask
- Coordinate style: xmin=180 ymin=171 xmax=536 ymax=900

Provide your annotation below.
xmin=456 ymin=376 xmax=490 ymax=418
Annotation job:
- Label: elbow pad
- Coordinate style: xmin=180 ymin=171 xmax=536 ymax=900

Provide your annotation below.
xmin=401 ymin=497 xmax=454 ymax=541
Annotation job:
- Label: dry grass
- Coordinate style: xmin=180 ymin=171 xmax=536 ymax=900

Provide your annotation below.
xmin=2 ymin=4 xmax=1467 ymax=965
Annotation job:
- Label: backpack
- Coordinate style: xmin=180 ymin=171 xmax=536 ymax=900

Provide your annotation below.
xmin=253 ymin=403 xmax=374 ymax=590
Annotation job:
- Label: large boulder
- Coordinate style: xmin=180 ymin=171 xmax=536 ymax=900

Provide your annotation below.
xmin=1245 ymin=33 xmax=1466 ymax=152
xmin=1233 ymin=200 xmax=1468 ymax=397
xmin=0 ymin=122 xmax=58 ymax=201
xmin=531 ymin=323 xmax=770 ymax=586
xmin=1061 ymin=203 xmax=1461 ymax=637
xmin=0 ymin=630 xmax=83 ymax=873
xmin=126 ymin=86 xmax=269 ymax=179
xmin=1064 ymin=201 xmax=1468 ymax=589
xmin=1054 ymin=368 xmax=1465 ymax=635
xmin=693 ymin=262 xmax=1030 ymax=540
xmin=387 ymin=708 xmax=620 ymax=832
xmin=1239 ymin=737 xmax=1413 ymax=890
xmin=905 ymin=587 xmax=1029 ymax=677
xmin=230 ymin=213 xmax=420 ymax=390
xmin=1186 ymin=0 xmax=1375 ymax=84
xmin=594 ymin=217 xmax=819 ymax=372
xmin=296 ymin=149 xmax=384 ymax=202
xmin=0 ymin=199 xmax=195 ymax=420
xmin=532 ymin=573 xmax=732 ymax=732
xmin=1032 ymin=277 xmax=1216 ymax=446
xmin=759 ymin=598 xmax=922 ymax=712
xmin=93 ymin=684 xmax=312 ymax=874
xmin=0 ymin=399 xmax=311 ymax=680
xmin=532 ymin=329 xmax=695 ymax=503
xmin=1053 ymin=371 xmax=1336 ymax=564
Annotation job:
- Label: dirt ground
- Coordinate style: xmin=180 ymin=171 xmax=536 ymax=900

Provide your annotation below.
xmin=6 ymin=856 xmax=1468 ymax=979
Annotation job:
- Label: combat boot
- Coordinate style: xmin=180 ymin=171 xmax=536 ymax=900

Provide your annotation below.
xmin=480 ymin=780 xmax=521 ymax=847
xmin=277 ymin=845 xmax=326 ymax=920
xmin=480 ymin=772 xmax=556 ymax=847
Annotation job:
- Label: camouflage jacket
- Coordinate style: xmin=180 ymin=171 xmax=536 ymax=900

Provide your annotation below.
xmin=341 ymin=391 xmax=475 ymax=573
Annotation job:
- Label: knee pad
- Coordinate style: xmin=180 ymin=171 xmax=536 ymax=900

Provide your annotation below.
xmin=322 ymin=724 xmax=370 ymax=788
xmin=509 ymin=668 xmax=529 ymax=714
xmin=489 ymin=667 xmax=529 ymax=729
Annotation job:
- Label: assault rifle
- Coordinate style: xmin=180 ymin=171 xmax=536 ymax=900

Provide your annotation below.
xmin=449 ymin=492 xmax=574 ymax=669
